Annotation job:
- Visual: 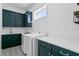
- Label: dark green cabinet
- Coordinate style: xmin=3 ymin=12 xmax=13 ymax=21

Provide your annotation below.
xmin=3 ymin=9 xmax=15 ymax=27
xmin=51 ymin=44 xmax=79 ymax=56
xmin=24 ymin=11 xmax=32 ymax=27
xmin=38 ymin=40 xmax=79 ymax=56
xmin=3 ymin=9 xmax=32 ymax=27
xmin=15 ymin=13 xmax=24 ymax=27
xmin=3 ymin=9 xmax=24 ymax=27
xmin=38 ymin=40 xmax=51 ymax=56
xmin=38 ymin=45 xmax=51 ymax=56
xmin=2 ymin=34 xmax=22 ymax=49
xmin=10 ymin=12 xmax=16 ymax=27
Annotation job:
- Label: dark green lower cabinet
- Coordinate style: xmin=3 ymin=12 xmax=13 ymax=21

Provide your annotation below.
xmin=2 ymin=34 xmax=22 ymax=49
xmin=52 ymin=51 xmax=79 ymax=56
xmin=51 ymin=51 xmax=61 ymax=56
xmin=38 ymin=40 xmax=79 ymax=56
xmin=51 ymin=51 xmax=69 ymax=56
xmin=38 ymin=40 xmax=51 ymax=56
xmin=52 ymin=44 xmax=79 ymax=56
xmin=38 ymin=45 xmax=51 ymax=56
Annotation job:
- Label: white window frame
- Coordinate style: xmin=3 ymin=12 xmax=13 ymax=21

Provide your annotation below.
xmin=33 ymin=4 xmax=48 ymax=21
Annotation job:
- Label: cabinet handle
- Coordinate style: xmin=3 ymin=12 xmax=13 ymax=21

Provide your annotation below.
xmin=48 ymin=53 xmax=51 ymax=56
xmin=60 ymin=51 xmax=69 ymax=56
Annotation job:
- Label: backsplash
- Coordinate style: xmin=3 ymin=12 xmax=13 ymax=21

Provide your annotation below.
xmin=2 ymin=27 xmax=32 ymax=34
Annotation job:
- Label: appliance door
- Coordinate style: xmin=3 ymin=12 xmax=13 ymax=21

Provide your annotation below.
xmin=25 ymin=36 xmax=33 ymax=56
xmin=21 ymin=34 xmax=26 ymax=54
xmin=33 ymin=38 xmax=38 ymax=56
xmin=22 ymin=35 xmax=33 ymax=56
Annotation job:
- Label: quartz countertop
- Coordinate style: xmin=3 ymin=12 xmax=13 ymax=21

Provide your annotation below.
xmin=2 ymin=33 xmax=21 ymax=35
xmin=37 ymin=36 xmax=79 ymax=53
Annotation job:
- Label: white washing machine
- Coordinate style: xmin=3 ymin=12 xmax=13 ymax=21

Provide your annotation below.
xmin=22 ymin=33 xmax=43 ymax=56
xmin=22 ymin=34 xmax=33 ymax=56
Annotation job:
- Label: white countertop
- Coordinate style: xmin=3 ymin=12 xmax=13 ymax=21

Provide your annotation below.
xmin=37 ymin=36 xmax=79 ymax=53
xmin=2 ymin=33 xmax=21 ymax=35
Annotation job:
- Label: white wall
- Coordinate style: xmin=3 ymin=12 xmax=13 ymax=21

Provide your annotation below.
xmin=0 ymin=3 xmax=2 ymax=56
xmin=29 ymin=3 xmax=79 ymax=37
xmin=47 ymin=3 xmax=79 ymax=37
xmin=28 ymin=3 xmax=47 ymax=33
xmin=27 ymin=3 xmax=45 ymax=12
xmin=2 ymin=4 xmax=25 ymax=14
xmin=2 ymin=4 xmax=32 ymax=34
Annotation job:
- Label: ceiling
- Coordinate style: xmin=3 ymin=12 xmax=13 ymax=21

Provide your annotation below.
xmin=3 ymin=3 xmax=34 ymax=10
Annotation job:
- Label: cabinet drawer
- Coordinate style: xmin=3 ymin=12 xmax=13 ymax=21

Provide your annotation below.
xmin=38 ymin=40 xmax=51 ymax=50
xmin=52 ymin=44 xmax=79 ymax=56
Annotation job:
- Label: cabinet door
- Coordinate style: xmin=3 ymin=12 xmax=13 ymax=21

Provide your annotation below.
xmin=10 ymin=12 xmax=16 ymax=27
xmin=24 ymin=11 xmax=32 ymax=27
xmin=15 ymin=13 xmax=24 ymax=27
xmin=38 ymin=40 xmax=51 ymax=50
xmin=2 ymin=35 xmax=10 ymax=49
xmin=2 ymin=34 xmax=21 ymax=49
xmin=3 ymin=9 xmax=13 ymax=27
xmin=3 ymin=9 xmax=15 ymax=27
xmin=27 ymin=12 xmax=32 ymax=27
xmin=38 ymin=45 xmax=51 ymax=56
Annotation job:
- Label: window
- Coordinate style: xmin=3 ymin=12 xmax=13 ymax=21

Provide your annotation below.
xmin=33 ymin=4 xmax=48 ymax=20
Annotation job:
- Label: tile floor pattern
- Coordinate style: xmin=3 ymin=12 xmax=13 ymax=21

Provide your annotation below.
xmin=1 ymin=46 xmax=24 ymax=56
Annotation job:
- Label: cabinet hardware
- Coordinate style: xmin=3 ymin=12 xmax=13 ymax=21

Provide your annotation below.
xmin=48 ymin=53 xmax=51 ymax=56
xmin=60 ymin=51 xmax=69 ymax=56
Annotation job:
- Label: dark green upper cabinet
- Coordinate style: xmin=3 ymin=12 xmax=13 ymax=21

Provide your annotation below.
xmin=15 ymin=13 xmax=24 ymax=27
xmin=2 ymin=9 xmax=24 ymax=27
xmin=10 ymin=12 xmax=16 ymax=27
xmin=3 ymin=9 xmax=15 ymax=27
xmin=24 ymin=11 xmax=32 ymax=27
xmin=3 ymin=9 xmax=32 ymax=27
